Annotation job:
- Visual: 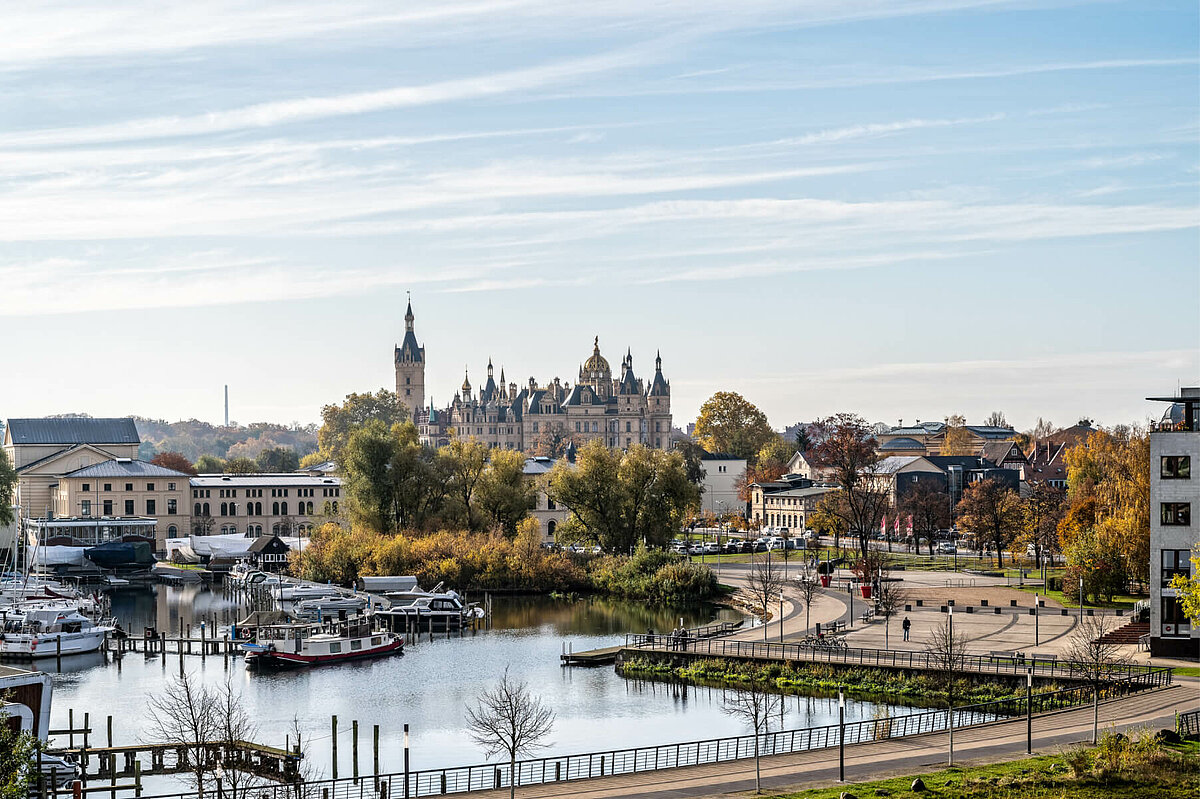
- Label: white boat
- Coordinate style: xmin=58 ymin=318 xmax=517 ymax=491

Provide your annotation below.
xmin=0 ymin=605 xmax=113 ymax=658
xmin=278 ymin=584 xmax=344 ymax=601
xmin=377 ymin=589 xmax=484 ymax=630
xmin=242 ymin=617 xmax=402 ymax=668
xmin=295 ymin=595 xmax=368 ymax=615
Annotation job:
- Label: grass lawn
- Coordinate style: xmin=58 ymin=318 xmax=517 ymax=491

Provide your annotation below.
xmin=1172 ymin=666 xmax=1200 ymax=677
xmin=1012 ymin=584 xmax=1143 ymax=611
xmin=776 ymin=740 xmax=1200 ymax=798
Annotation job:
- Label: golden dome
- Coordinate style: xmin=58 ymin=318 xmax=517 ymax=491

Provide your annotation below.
xmin=582 ymin=336 xmax=611 ymax=378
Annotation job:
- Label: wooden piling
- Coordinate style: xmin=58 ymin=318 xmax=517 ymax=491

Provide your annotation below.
xmin=107 ymin=716 xmax=113 ymax=748
xmin=331 ymin=716 xmax=338 ymax=780
xmin=352 ymin=720 xmax=359 ymax=781
xmin=373 ymin=725 xmax=379 ymax=776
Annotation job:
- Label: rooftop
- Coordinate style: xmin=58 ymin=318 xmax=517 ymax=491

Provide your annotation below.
xmin=63 ymin=459 xmax=191 ymax=479
xmin=190 ymin=473 xmax=342 ymax=487
xmin=5 ymin=417 xmax=139 ymax=446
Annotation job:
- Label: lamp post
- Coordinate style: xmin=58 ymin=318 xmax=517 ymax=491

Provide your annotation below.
xmin=1026 ymin=668 xmax=1033 ymax=755
xmin=1034 ymin=593 xmax=1040 ymax=647
xmin=947 ymin=606 xmax=954 ymax=765
xmin=403 ymin=724 xmax=410 ymax=799
xmin=838 ymin=689 xmax=846 ymax=782
xmin=1079 ymin=577 xmax=1085 ymax=619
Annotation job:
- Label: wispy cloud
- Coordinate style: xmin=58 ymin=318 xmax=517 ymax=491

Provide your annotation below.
xmin=0 ymin=49 xmax=656 ymax=147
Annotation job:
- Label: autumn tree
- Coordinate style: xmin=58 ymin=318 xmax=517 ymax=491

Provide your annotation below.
xmin=1060 ymin=428 xmax=1150 ymax=588
xmin=342 ymin=421 xmax=449 ymax=533
xmin=955 ymin=477 xmax=1022 ymax=567
xmin=319 ymin=389 xmax=409 ymax=464
xmin=441 ymin=439 xmax=490 ymax=531
xmin=940 ymin=414 xmax=975 ymax=456
xmin=807 ymin=491 xmax=849 ymax=551
xmin=1021 ymin=482 xmax=1066 ymax=567
xmin=476 ymin=449 xmax=536 ymax=536
xmin=547 ymin=441 xmax=700 ymax=552
xmin=1169 ymin=553 xmax=1200 ymax=625
xmin=151 ymin=451 xmax=197 ymax=475
xmin=898 ymin=480 xmax=951 ymax=556
xmin=809 ymin=413 xmax=886 ymax=554
xmin=1028 ymin=417 xmax=1055 ymax=442
xmin=693 ymin=391 xmax=775 ymax=462
xmin=225 ymin=457 xmax=257 ymax=474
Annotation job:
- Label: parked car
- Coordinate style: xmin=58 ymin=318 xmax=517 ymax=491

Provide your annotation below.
xmin=702 ymin=542 xmax=721 ymax=555
xmin=936 ymin=542 xmax=957 ymax=554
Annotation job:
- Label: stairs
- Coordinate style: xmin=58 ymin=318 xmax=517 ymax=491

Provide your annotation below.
xmin=1096 ymin=621 xmax=1149 ymax=645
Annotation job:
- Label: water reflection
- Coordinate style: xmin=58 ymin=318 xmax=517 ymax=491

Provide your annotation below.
xmin=37 ymin=587 xmax=910 ymax=794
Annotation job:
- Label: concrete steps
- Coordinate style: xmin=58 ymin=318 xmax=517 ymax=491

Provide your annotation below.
xmin=1097 ymin=621 xmax=1149 ymax=644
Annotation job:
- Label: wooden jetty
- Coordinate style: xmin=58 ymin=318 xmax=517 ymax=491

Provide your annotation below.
xmin=56 ymin=740 xmax=302 ymax=784
xmin=561 ymin=621 xmax=741 ymax=666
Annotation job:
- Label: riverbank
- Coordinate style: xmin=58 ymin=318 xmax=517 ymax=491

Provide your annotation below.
xmin=617 ymin=655 xmax=1072 ymax=706
xmin=779 ymin=734 xmax=1200 ymax=798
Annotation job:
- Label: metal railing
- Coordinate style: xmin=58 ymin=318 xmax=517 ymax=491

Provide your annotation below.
xmin=116 ymin=668 xmax=1170 ymax=799
xmin=1180 ymin=709 xmax=1200 ymax=738
xmin=623 ymin=634 xmax=1169 ymax=682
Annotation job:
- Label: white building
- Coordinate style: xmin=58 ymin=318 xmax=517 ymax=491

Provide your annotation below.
xmin=698 ymin=452 xmax=746 ymax=517
xmin=1148 ymin=387 xmax=1199 ymax=658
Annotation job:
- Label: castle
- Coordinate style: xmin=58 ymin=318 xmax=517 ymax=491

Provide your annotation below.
xmin=394 ymin=300 xmax=673 ymax=452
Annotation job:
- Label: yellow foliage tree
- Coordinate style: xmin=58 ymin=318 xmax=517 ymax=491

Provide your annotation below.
xmin=1169 ymin=553 xmax=1200 ymax=625
xmin=1060 ymin=428 xmax=1150 ymax=587
xmin=939 ymin=414 xmax=975 ymax=456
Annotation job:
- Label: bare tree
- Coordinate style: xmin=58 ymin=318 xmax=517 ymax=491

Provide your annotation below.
xmin=465 ymin=670 xmax=555 ymax=799
xmin=740 ymin=555 xmax=785 ymax=641
xmin=925 ymin=616 xmax=969 ymax=687
xmin=214 ymin=676 xmax=261 ymax=799
xmin=145 ymin=672 xmax=266 ymax=799
xmin=873 ymin=574 xmax=908 ymax=649
xmin=795 ymin=576 xmax=822 ymax=636
xmin=722 ymin=683 xmax=782 ymax=794
xmin=1063 ymin=615 xmax=1129 ymax=744
xmin=145 ymin=672 xmax=220 ymax=797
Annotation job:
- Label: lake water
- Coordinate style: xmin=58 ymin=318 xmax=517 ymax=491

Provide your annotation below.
xmin=36 ymin=586 xmax=924 ymax=792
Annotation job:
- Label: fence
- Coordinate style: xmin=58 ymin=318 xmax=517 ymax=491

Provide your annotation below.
xmin=108 ymin=666 xmax=1170 ymax=799
xmin=1180 ymin=708 xmax=1200 ymax=738
xmin=624 ymin=634 xmax=1168 ymax=683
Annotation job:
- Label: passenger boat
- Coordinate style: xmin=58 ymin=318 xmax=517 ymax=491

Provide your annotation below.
xmin=0 ymin=605 xmax=113 ymax=658
xmin=242 ymin=617 xmax=402 ymax=668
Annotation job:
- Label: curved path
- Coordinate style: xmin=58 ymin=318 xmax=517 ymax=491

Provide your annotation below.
xmin=468 ymin=680 xmax=1195 ymax=799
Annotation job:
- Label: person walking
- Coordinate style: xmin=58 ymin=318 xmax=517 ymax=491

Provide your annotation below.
xmin=902 ymin=616 xmax=911 ymax=642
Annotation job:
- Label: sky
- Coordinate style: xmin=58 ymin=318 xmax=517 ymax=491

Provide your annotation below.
xmin=1 ymin=0 xmax=1198 ymax=434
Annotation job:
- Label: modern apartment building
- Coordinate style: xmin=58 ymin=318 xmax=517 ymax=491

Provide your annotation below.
xmin=1148 ymin=387 xmax=1199 ymax=658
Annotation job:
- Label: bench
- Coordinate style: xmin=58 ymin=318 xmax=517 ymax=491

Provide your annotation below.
xmin=987 ymin=650 xmax=1024 ymax=664
xmin=861 ymin=608 xmax=875 ymax=623
xmin=1028 ymin=652 xmax=1057 ymax=664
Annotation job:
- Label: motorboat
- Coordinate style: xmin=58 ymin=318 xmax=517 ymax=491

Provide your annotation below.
xmin=0 ymin=605 xmax=113 ymax=658
xmin=294 ymin=595 xmax=369 ymax=616
xmin=242 ymin=617 xmax=402 ymax=668
xmin=278 ymin=584 xmax=344 ymax=601
xmin=376 ymin=590 xmax=484 ymax=632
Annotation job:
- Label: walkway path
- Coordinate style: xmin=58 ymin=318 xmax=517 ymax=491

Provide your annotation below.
xmin=465 ymin=680 xmax=1195 ymax=799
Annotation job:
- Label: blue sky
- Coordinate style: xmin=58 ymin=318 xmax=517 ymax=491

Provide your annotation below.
xmin=1 ymin=0 xmax=1197 ymax=433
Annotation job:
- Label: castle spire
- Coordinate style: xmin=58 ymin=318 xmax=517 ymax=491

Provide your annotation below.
xmin=405 ymin=292 xmax=414 ymax=331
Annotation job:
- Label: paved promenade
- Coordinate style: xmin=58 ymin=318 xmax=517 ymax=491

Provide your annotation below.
xmin=465 ymin=680 xmax=1194 ymax=799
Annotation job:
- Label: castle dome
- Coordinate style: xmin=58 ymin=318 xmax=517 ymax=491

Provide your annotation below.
xmin=581 ymin=336 xmax=611 ymax=380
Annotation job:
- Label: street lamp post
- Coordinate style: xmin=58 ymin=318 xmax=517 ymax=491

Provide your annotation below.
xmin=403 ymin=724 xmax=410 ymax=799
xmin=948 ymin=606 xmax=954 ymax=765
xmin=1026 ymin=668 xmax=1033 ymax=755
xmin=1034 ymin=593 xmax=1040 ymax=647
xmin=1079 ymin=577 xmax=1085 ymax=619
xmin=838 ymin=689 xmax=846 ymax=782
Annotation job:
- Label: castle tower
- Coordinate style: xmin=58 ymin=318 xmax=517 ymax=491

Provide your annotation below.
xmin=394 ymin=296 xmax=426 ymax=420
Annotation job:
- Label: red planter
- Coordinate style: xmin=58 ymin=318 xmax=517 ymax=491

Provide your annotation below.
xmin=819 ymin=575 xmax=831 ymax=587
xmin=860 ymin=585 xmax=873 ymax=599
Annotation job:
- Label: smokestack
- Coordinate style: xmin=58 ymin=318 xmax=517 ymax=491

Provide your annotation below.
xmin=224 ymin=385 xmax=229 ymax=427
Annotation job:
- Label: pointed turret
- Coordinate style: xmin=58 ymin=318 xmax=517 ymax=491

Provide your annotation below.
xmin=649 ymin=349 xmax=669 ymax=396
